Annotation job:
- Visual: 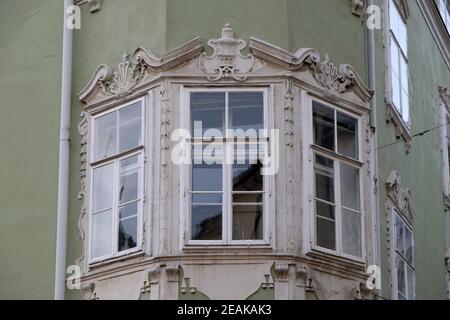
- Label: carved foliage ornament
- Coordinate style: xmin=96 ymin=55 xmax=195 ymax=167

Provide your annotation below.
xmin=313 ymin=54 xmax=356 ymax=99
xmin=386 ymin=170 xmax=414 ymax=223
xmin=99 ymin=54 xmax=145 ymax=99
xmin=199 ymin=23 xmax=255 ymax=81
xmin=439 ymin=86 xmax=450 ymax=112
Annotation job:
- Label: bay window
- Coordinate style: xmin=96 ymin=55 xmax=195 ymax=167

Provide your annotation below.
xmin=311 ymin=100 xmax=363 ymax=259
xmin=388 ymin=0 xmax=409 ymax=126
xmin=89 ymin=98 xmax=144 ymax=262
xmin=185 ymin=89 xmax=269 ymax=245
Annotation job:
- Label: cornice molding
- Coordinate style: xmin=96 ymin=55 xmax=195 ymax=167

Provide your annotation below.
xmin=79 ymin=24 xmax=373 ymax=105
xmin=416 ymin=0 xmax=450 ymax=70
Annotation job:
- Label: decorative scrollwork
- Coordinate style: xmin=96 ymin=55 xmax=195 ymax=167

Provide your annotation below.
xmin=199 ymin=23 xmax=255 ymax=81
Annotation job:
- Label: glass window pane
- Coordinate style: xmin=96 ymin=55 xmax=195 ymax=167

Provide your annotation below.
xmin=397 ymin=254 xmax=406 ymax=296
xmin=389 ymin=0 xmax=399 ymax=35
xmin=119 ymin=156 xmax=140 ymax=204
xmin=92 ymin=164 xmax=114 ymax=212
xmin=313 ymin=101 xmax=335 ymax=151
xmin=405 ymin=226 xmax=413 ymax=264
xmin=191 ymin=92 xmax=225 ymax=138
xmin=396 ymin=214 xmax=405 ymax=255
xmin=337 ymin=112 xmax=358 ymax=159
xmin=233 ymin=193 xmax=264 ymax=203
xmin=316 ymin=216 xmax=336 ymax=250
xmin=407 ymin=265 xmax=415 ymax=300
xmin=401 ymin=89 xmax=409 ymax=125
xmin=398 ymin=18 xmax=407 ymax=55
xmin=192 ymin=162 xmax=222 ymax=191
xmin=400 ymin=57 xmax=408 ymax=94
xmin=316 ymin=200 xmax=335 ymax=220
xmin=119 ymin=102 xmax=142 ymax=153
xmin=191 ymin=205 xmax=222 ymax=240
xmin=342 ymin=209 xmax=362 ymax=257
xmin=119 ymin=201 xmax=138 ymax=219
xmin=118 ymin=216 xmax=137 ymax=251
xmin=232 ymin=205 xmax=263 ymax=240
xmin=315 ymin=173 xmax=334 ymax=203
xmin=94 ymin=112 xmax=117 ymax=160
xmin=192 ymin=193 xmax=222 ymax=204
xmin=314 ymin=155 xmax=334 ymax=203
xmin=229 ymin=92 xmax=264 ymax=133
xmin=390 ymin=38 xmax=400 ymax=77
xmin=340 ymin=163 xmax=360 ymax=211
xmin=392 ymin=71 xmax=401 ymax=111
xmin=91 ymin=209 xmax=113 ymax=258
xmin=233 ymin=162 xmax=263 ymax=192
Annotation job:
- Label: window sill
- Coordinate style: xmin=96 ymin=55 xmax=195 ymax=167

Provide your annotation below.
xmin=307 ymin=247 xmax=366 ymax=271
xmin=182 ymin=243 xmax=273 ymax=254
xmin=88 ymin=249 xmax=145 ymax=269
xmin=385 ymin=101 xmax=412 ymax=152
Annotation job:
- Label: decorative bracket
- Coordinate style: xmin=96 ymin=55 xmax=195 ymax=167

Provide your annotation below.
xmin=199 ymin=23 xmax=255 ymax=81
xmin=386 ymin=170 xmax=414 ymax=223
xmin=351 ymin=0 xmax=365 ymax=17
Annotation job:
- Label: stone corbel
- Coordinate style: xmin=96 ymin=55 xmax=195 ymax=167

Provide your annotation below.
xmin=351 ymin=0 xmax=365 ymax=17
xmin=147 ymin=266 xmax=162 ymax=300
xmin=273 ymin=263 xmax=289 ymax=300
xmin=87 ymin=0 xmax=102 ymax=13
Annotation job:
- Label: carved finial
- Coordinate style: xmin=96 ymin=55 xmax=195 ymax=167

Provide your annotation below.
xmin=199 ymin=24 xmax=255 ymax=81
xmin=221 ymin=23 xmax=234 ymax=39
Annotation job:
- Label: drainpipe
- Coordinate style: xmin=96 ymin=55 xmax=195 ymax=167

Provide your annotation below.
xmin=54 ymin=0 xmax=74 ymax=300
xmin=366 ymin=0 xmax=382 ymax=296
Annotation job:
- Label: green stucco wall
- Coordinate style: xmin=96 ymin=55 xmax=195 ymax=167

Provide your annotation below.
xmin=374 ymin=0 xmax=450 ymax=299
xmin=0 ymin=0 xmax=63 ymax=299
xmin=1 ymin=0 xmax=447 ymax=300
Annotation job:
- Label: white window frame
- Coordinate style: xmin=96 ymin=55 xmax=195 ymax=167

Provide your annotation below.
xmin=305 ymin=94 xmax=365 ymax=262
xmin=441 ymin=100 xmax=450 ymax=201
xmin=87 ymin=97 xmax=146 ymax=264
xmin=390 ymin=207 xmax=415 ymax=300
xmin=438 ymin=0 xmax=450 ymax=35
xmin=385 ymin=0 xmax=410 ymax=129
xmin=180 ymin=86 xmax=273 ymax=246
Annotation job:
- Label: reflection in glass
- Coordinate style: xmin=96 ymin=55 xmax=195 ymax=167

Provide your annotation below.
xmin=397 ymin=255 xmax=406 ymax=299
xmin=340 ymin=163 xmax=360 ymax=210
xmin=233 ymin=161 xmax=263 ymax=192
xmin=94 ymin=112 xmax=117 ymax=160
xmin=191 ymin=205 xmax=222 ymax=240
xmin=313 ymin=101 xmax=335 ymax=151
xmin=192 ymin=163 xmax=222 ymax=191
xmin=91 ymin=209 xmax=113 ymax=258
xmin=191 ymin=92 xmax=225 ymax=137
xmin=92 ymin=164 xmax=114 ymax=212
xmin=342 ymin=209 xmax=362 ymax=257
xmin=118 ymin=216 xmax=137 ymax=251
xmin=229 ymin=92 xmax=264 ymax=132
xmin=119 ymin=102 xmax=142 ymax=153
xmin=337 ymin=112 xmax=358 ymax=159
xmin=232 ymin=205 xmax=263 ymax=240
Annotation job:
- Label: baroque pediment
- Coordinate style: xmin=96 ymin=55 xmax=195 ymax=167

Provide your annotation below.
xmin=386 ymin=170 xmax=414 ymax=223
xmin=79 ymin=24 xmax=373 ymax=105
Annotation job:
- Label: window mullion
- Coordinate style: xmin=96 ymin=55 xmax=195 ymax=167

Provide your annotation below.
xmin=112 ymin=158 xmax=119 ymax=257
xmin=335 ymin=159 xmax=342 ymax=255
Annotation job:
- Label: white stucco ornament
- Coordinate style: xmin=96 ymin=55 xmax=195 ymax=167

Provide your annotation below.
xmin=199 ymin=23 xmax=255 ymax=81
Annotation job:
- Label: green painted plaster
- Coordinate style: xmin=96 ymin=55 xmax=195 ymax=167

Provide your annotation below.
xmin=0 ymin=0 xmax=63 ymax=299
